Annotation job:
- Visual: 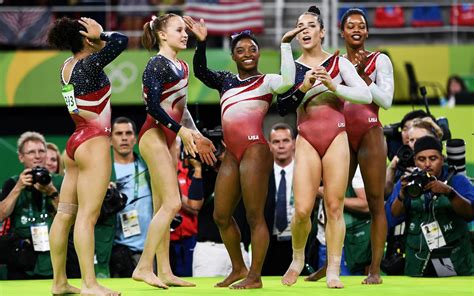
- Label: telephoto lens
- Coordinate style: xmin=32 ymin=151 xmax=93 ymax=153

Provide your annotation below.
xmin=446 ymin=139 xmax=466 ymax=176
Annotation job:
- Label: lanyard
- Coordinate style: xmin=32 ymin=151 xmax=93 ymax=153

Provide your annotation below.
xmin=27 ymin=191 xmax=48 ymax=223
xmin=133 ymin=159 xmax=139 ymax=202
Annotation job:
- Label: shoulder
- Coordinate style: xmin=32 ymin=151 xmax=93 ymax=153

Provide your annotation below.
xmin=375 ymin=53 xmax=393 ymax=68
xmin=338 ymin=56 xmax=353 ymax=69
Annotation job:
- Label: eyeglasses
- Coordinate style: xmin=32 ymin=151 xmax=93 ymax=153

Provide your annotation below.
xmin=230 ymin=30 xmax=252 ymax=40
xmin=22 ymin=149 xmax=46 ymax=157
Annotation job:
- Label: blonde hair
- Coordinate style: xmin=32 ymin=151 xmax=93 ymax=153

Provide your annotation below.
xmin=47 ymin=142 xmax=65 ymax=175
xmin=17 ymin=131 xmax=46 ymax=154
xmin=410 ymin=117 xmax=443 ymax=140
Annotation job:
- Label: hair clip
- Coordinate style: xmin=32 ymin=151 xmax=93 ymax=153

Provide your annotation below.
xmin=230 ymin=29 xmax=252 ymax=40
xmin=150 ymin=15 xmax=157 ymax=30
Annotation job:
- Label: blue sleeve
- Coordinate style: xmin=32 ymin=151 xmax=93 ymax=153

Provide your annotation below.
xmin=385 ymin=181 xmax=408 ymax=227
xmin=193 ymin=41 xmax=229 ymax=91
xmin=451 ymin=175 xmax=474 ymax=205
xmin=82 ymin=31 xmax=128 ymax=72
xmin=142 ymin=60 xmax=181 ymax=133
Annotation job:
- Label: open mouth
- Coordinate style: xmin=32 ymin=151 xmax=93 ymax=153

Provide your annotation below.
xmin=351 ymin=34 xmax=362 ymax=40
xmin=302 ymin=36 xmax=311 ymax=42
xmin=242 ymin=59 xmax=254 ymax=65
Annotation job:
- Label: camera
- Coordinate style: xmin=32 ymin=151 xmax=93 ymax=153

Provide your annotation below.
xmin=170 ymin=213 xmax=183 ymax=231
xmin=100 ymin=187 xmax=128 ymax=218
xmin=29 ymin=166 xmax=51 ymax=185
xmin=403 ymin=168 xmax=436 ymax=198
xmin=396 ymin=145 xmax=415 ymax=172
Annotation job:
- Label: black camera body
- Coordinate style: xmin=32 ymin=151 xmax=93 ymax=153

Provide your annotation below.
xmin=100 ymin=187 xmax=127 ymax=219
xmin=396 ymin=145 xmax=415 ymax=172
xmin=403 ymin=168 xmax=436 ymax=198
xmin=29 ymin=166 xmax=51 ymax=185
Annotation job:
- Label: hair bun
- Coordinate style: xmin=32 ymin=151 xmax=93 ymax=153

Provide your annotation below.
xmin=308 ymin=6 xmax=320 ymax=15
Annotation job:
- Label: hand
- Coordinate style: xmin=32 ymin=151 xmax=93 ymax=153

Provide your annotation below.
xmin=424 ymin=180 xmax=452 ymax=195
xmin=35 ymin=182 xmax=57 ymax=196
xmin=281 ymin=26 xmax=306 ymax=43
xmin=78 ymin=17 xmax=103 ymax=41
xmin=194 ymin=133 xmax=217 ymax=165
xmin=299 ymin=68 xmax=318 ymax=93
xmin=183 ymin=16 xmax=207 ymax=42
xmin=354 ymin=49 xmax=368 ymax=76
xmin=314 ymin=66 xmax=336 ymax=92
xmin=16 ymin=169 xmax=33 ymax=190
xmin=178 ymin=127 xmax=198 ymax=158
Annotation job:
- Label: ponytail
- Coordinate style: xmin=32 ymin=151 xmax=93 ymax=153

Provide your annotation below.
xmin=142 ymin=21 xmax=157 ymax=51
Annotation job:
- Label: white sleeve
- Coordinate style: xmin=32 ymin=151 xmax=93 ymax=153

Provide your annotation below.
xmin=369 ymin=54 xmax=394 ymax=110
xmin=267 ymin=43 xmax=295 ymax=94
xmin=351 ymin=166 xmax=364 ymax=189
xmin=334 ymin=57 xmax=372 ymax=104
xmin=180 ymin=106 xmax=198 ymax=132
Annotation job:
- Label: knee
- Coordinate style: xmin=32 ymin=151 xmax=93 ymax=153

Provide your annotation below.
xmin=325 ymin=200 xmax=343 ymax=221
xmin=162 ymin=198 xmax=182 ymax=216
xmin=294 ymin=207 xmax=312 ymax=224
xmin=213 ymin=211 xmax=231 ymax=229
xmin=245 ymin=211 xmax=265 ymax=229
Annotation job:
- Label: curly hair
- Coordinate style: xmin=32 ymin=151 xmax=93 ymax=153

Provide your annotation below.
xmin=48 ymin=17 xmax=86 ymax=53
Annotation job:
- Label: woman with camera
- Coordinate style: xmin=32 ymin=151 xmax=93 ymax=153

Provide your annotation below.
xmin=130 ymin=14 xmax=215 ymax=289
xmin=185 ymin=16 xmax=302 ymax=288
xmin=337 ymin=8 xmax=395 ymax=284
xmin=276 ymin=6 xmax=372 ymax=288
xmin=48 ymin=17 xmax=127 ymax=296
xmin=390 ymin=136 xmax=474 ymax=276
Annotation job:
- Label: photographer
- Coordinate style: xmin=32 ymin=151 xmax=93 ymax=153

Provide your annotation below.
xmin=389 ymin=136 xmax=474 ymax=276
xmin=0 ymin=131 xmax=62 ymax=279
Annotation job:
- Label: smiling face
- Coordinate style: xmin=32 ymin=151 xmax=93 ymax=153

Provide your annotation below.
xmin=296 ymin=14 xmax=325 ymax=50
xmin=231 ymin=38 xmax=260 ymax=73
xmin=341 ymin=13 xmax=368 ymax=48
xmin=159 ymin=16 xmax=188 ymax=51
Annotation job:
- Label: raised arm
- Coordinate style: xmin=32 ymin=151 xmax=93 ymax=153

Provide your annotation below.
xmin=79 ymin=18 xmax=128 ymax=71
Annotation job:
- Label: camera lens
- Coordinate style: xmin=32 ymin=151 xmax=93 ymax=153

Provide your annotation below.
xmin=405 ymin=182 xmax=422 ymax=198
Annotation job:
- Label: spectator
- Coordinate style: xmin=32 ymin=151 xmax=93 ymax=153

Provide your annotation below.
xmin=0 ymin=131 xmax=62 ymax=279
xmin=407 ymin=117 xmax=443 ymax=150
xmin=389 ymin=136 xmax=474 ymax=276
xmin=442 ymin=75 xmax=468 ymax=108
xmin=109 ymin=117 xmax=153 ymax=278
xmin=262 ymin=123 xmax=295 ymax=276
xmin=46 ymin=143 xmax=64 ymax=176
xmin=117 ymin=0 xmax=150 ymax=48
xmin=170 ymin=138 xmax=204 ymax=277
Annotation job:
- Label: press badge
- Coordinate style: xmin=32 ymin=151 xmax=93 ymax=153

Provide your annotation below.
xmin=30 ymin=224 xmax=50 ymax=252
xmin=120 ymin=210 xmax=141 ymax=238
xmin=421 ymin=221 xmax=446 ymax=251
xmin=61 ymin=84 xmax=79 ymax=114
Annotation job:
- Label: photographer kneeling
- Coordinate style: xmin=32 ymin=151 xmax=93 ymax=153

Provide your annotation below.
xmin=0 ymin=132 xmax=62 ymax=279
xmin=389 ymin=136 xmax=474 ymax=276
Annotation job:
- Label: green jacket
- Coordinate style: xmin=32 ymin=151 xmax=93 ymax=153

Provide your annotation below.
xmin=404 ymin=190 xmax=472 ymax=276
xmin=10 ymin=174 xmax=63 ymax=277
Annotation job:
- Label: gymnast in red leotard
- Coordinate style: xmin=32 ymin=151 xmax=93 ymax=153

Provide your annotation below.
xmin=341 ymin=8 xmax=394 ymax=285
xmin=48 ymin=17 xmax=127 ymax=296
xmin=185 ymin=16 xmax=303 ymax=289
xmin=277 ymin=6 xmax=372 ymax=289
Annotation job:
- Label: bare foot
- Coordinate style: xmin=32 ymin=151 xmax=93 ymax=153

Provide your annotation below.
xmin=51 ymin=282 xmax=81 ymax=295
xmin=80 ymin=283 xmax=121 ymax=296
xmin=159 ymin=274 xmax=195 ymax=287
xmin=281 ymin=268 xmax=300 ymax=286
xmin=362 ymin=273 xmax=383 ymax=285
xmin=305 ymin=266 xmax=326 ymax=282
xmin=230 ymin=276 xmax=262 ymax=289
xmin=327 ymin=279 xmax=344 ymax=289
xmin=132 ymin=269 xmax=168 ymax=289
xmin=215 ymin=269 xmax=248 ymax=287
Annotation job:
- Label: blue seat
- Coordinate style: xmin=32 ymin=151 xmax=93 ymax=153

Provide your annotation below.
xmin=412 ymin=5 xmax=443 ymax=27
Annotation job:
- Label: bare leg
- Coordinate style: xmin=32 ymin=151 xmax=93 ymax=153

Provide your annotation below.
xmin=213 ymin=153 xmax=248 ymax=287
xmin=132 ymin=129 xmax=192 ymax=288
xmin=50 ymin=155 xmax=80 ymax=295
xmin=231 ymin=144 xmax=272 ymax=289
xmin=322 ymin=133 xmax=349 ymax=289
xmin=74 ymin=136 xmax=120 ymax=296
xmin=358 ymin=128 xmax=386 ymax=285
xmin=282 ymin=136 xmax=321 ymax=286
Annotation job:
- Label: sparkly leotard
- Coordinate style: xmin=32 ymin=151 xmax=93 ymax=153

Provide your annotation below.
xmin=60 ymin=32 xmax=128 ymax=159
